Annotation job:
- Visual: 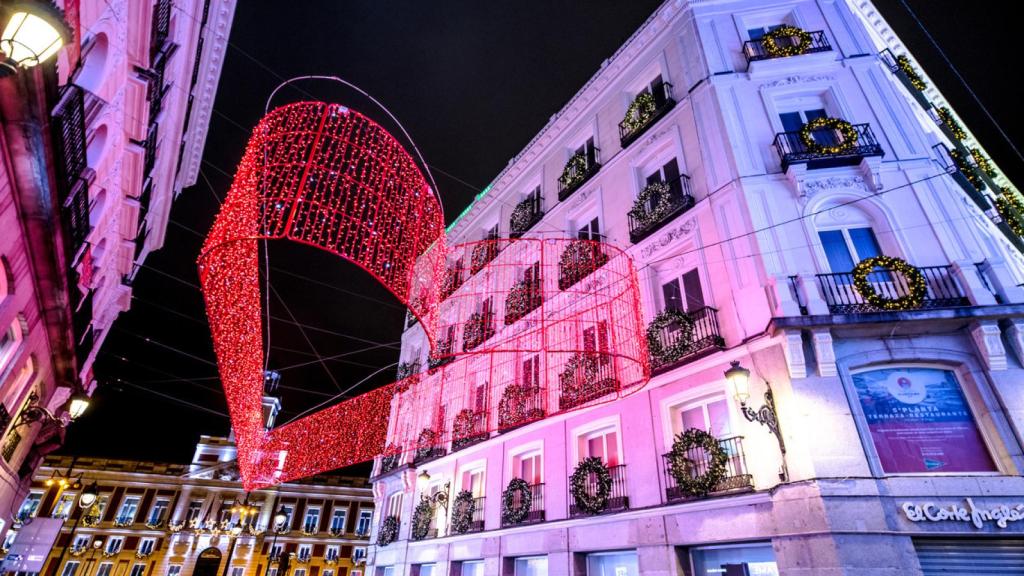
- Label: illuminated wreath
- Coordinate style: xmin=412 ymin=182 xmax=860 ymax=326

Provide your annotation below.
xmin=411 ymin=497 xmax=433 ymax=541
xmin=646 ymin=309 xmax=695 ymax=367
xmin=462 ymin=311 xmax=493 ymax=351
xmin=501 ymin=477 xmax=533 ymax=525
xmin=762 ymin=25 xmax=813 ymax=58
xmin=619 ymin=91 xmax=657 ymax=136
xmin=799 ymin=117 xmax=858 ymax=155
xmin=452 ymin=409 xmax=484 ymax=450
xmin=936 ymin=107 xmax=966 ymax=141
xmin=470 ymin=242 xmax=498 ymax=275
xmin=950 ymin=149 xmax=986 ymax=191
xmin=558 ymin=240 xmax=609 ymax=291
xmin=415 ymin=428 xmax=438 ymax=460
xmin=895 ymin=54 xmax=927 ymax=92
xmin=628 ymin=181 xmax=674 ymax=229
xmin=558 ymin=153 xmax=590 ymax=190
xmin=380 ymin=444 xmax=401 ymax=474
xmin=996 ymin=192 xmax=1024 ymax=238
xmin=376 ymin=515 xmax=399 ymax=546
xmin=450 ymin=490 xmax=476 ymax=534
xmin=498 ymin=384 xmax=544 ymax=429
xmin=971 ymin=148 xmax=997 ymax=178
xmin=505 ymin=278 xmax=541 ymax=325
xmin=510 ymin=197 xmax=536 ymax=235
xmin=569 ymin=457 xmax=612 ymax=515
xmin=667 ymin=428 xmax=728 ymax=497
xmin=852 ymin=256 xmax=927 ymax=311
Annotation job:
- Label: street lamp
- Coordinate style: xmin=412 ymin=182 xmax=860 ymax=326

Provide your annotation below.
xmin=261 ymin=507 xmax=288 ymax=576
xmin=67 ymin=393 xmax=91 ymax=420
xmin=0 ymin=1 xmax=69 ymax=77
xmin=8 ymin=390 xmax=90 ymax=431
xmin=51 ymin=481 xmax=102 ymax=576
xmin=725 ymin=360 xmax=788 ymax=480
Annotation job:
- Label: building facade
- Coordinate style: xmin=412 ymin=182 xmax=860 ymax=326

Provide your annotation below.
xmin=5 ymin=434 xmax=373 ymax=576
xmin=0 ymin=0 xmax=234 ymax=538
xmin=367 ymin=0 xmax=1024 ymax=575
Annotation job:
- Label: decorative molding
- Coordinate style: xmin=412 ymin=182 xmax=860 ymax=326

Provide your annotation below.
xmin=759 ymin=74 xmax=835 ymax=89
xmin=640 ymin=219 xmax=697 ymax=258
xmin=969 ymin=320 xmax=1006 ymax=371
xmin=802 ymin=175 xmax=870 ymax=198
xmin=811 ymin=329 xmax=836 ymax=377
xmin=781 ymin=330 xmax=807 ymax=379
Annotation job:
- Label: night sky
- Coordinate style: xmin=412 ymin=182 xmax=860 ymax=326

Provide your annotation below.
xmin=58 ymin=1 xmax=1024 ymax=475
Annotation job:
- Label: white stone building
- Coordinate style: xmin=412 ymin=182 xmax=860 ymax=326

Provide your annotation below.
xmin=367 ymin=0 xmax=1024 ymax=575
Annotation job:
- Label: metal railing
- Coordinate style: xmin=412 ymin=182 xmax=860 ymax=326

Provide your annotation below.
xmin=462 ymin=308 xmax=496 ymax=351
xmin=470 ymin=240 xmax=501 ymax=275
xmin=628 ymin=175 xmax=695 ymax=243
xmin=619 ymin=82 xmax=676 ymax=147
xmin=468 ymin=496 xmax=485 ymax=533
xmin=663 ymin=435 xmax=753 ymax=502
xmin=879 ymin=49 xmax=931 ymax=110
xmin=743 ymin=30 xmax=831 ymax=63
xmin=413 ymin=445 xmax=446 ymax=465
xmin=558 ymin=353 xmax=620 ymax=411
xmin=51 ymin=85 xmax=88 ymax=196
xmin=557 ymin=148 xmax=602 ymax=201
xmin=815 ymin=264 xmax=969 ymax=314
xmin=452 ymin=411 xmax=488 ymax=451
xmin=440 ymin=266 xmax=464 ymax=300
xmin=504 ymin=277 xmax=543 ymax=325
xmin=501 ymin=483 xmax=545 ymax=527
xmin=497 ymin=385 xmax=545 ymax=431
xmin=509 ymin=194 xmax=544 ymax=238
xmin=150 ymin=0 xmax=173 ymax=58
xmin=774 ymin=123 xmax=884 ymax=170
xmin=649 ymin=307 xmax=725 ymax=372
xmin=568 ymin=464 xmax=628 ymax=517
xmin=63 ymin=178 xmax=92 ymax=260
xmin=142 ymin=123 xmax=159 ymax=177
xmin=557 ymin=239 xmax=609 ymax=291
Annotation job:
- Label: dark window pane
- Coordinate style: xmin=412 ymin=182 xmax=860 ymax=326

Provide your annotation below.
xmin=662 ymin=278 xmax=683 ymax=312
xmin=682 ymin=269 xmax=704 ymax=311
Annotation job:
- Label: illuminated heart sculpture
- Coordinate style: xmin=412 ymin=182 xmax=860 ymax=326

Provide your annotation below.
xmin=199 ymin=102 xmax=649 ymax=489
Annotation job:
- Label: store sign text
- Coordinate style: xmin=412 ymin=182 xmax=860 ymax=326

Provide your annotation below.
xmin=901 ymin=498 xmax=1024 ymax=529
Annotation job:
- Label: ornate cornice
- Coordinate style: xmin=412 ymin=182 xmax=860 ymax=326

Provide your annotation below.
xmin=640 ymin=219 xmax=697 ymax=258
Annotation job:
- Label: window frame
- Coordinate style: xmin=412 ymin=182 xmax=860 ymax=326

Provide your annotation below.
xmin=570 ymin=416 xmax=623 ymax=466
xmin=60 ymin=561 xmax=81 ymax=576
xmin=105 ymin=537 xmax=124 ymax=554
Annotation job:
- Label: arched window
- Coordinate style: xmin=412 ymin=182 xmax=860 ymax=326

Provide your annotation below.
xmin=813 ymin=202 xmax=888 ymax=273
xmin=0 ymin=317 xmax=25 ymax=375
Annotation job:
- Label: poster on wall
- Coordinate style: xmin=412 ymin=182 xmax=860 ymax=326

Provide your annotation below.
xmin=851 ymin=366 xmax=996 ymax=473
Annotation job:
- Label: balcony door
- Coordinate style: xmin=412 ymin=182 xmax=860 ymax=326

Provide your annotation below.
xmin=779 ymin=107 xmax=836 ymax=149
xmin=576 ymin=216 xmax=601 ymax=241
xmin=574 ymin=137 xmax=597 ymax=170
xmin=462 ymin=468 xmax=485 ymax=498
xmin=678 ymin=397 xmax=732 ymax=439
xmin=578 ymin=427 xmax=620 ymax=467
xmin=817 ymin=226 xmax=890 ymax=305
xmin=513 ymin=451 xmax=542 ymax=485
xmin=661 ymin=269 xmax=704 ymax=313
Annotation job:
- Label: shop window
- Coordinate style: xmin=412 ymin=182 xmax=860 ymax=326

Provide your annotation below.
xmin=460 ymin=561 xmax=485 ymax=576
xmin=513 ymin=557 xmax=548 ymax=576
xmin=691 ymin=542 xmax=778 ymax=576
xmin=585 ymin=551 xmax=638 ymax=576
xmin=851 ymin=366 xmax=997 ymax=473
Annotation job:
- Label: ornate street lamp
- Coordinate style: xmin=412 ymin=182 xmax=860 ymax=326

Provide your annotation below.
xmin=725 ymin=360 xmax=788 ymax=480
xmin=8 ymin=390 xmax=90 ymax=431
xmin=0 ymin=1 xmax=69 ymax=76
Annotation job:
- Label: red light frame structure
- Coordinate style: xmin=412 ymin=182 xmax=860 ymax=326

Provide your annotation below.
xmin=199 ymin=102 xmax=649 ymax=489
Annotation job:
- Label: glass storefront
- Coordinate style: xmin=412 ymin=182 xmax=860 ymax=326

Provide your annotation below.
xmin=586 ymin=551 xmax=639 ymax=576
xmin=461 ymin=560 xmax=485 ymax=576
xmin=514 ymin=556 xmax=548 ymax=576
xmin=691 ymin=543 xmax=778 ymax=576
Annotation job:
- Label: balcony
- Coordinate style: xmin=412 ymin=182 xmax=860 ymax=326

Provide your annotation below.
xmin=378 ymin=450 xmax=401 ymax=475
xmin=142 ymin=123 xmax=159 ymax=177
xmin=462 ymin=309 xmax=495 ymax=352
xmin=504 ymin=277 xmax=543 ymax=325
xmin=813 ymin=264 xmax=969 ymax=315
xmin=509 ymin=194 xmax=544 ymax=238
xmin=663 ymin=436 xmax=753 ymax=503
xmin=557 ymin=239 xmax=609 ymax=291
xmin=743 ymin=29 xmax=831 ymax=64
xmin=413 ymin=429 xmax=446 ymax=465
xmin=63 ymin=178 xmax=92 ymax=261
xmin=557 ymin=149 xmax=601 ymax=201
xmin=557 ymin=353 xmax=619 ymax=411
xmin=568 ymin=464 xmax=628 ymax=518
xmin=619 ymin=82 xmax=676 ymax=148
xmin=440 ymin=266 xmax=464 ymax=300
xmin=648 ymin=307 xmax=725 ymax=374
xmin=628 ymin=175 xmax=695 ymax=243
xmin=427 ymin=335 xmax=455 ymax=371
xmin=498 ymin=385 xmax=545 ymax=431
xmin=880 ymin=50 xmax=931 ymax=110
xmin=501 ymin=483 xmax=545 ymax=527
xmin=150 ymin=0 xmax=172 ymax=58
xmin=452 ymin=409 xmax=488 ymax=451
xmin=774 ymin=122 xmax=883 ymax=171
xmin=470 ymin=240 xmax=501 ymax=275
xmin=467 ymin=496 xmax=485 ymax=533
xmin=51 ymin=85 xmax=87 ymax=196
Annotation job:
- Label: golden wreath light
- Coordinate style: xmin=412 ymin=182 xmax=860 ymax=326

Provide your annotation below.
xmin=799 ymin=117 xmax=858 ymax=155
xmin=852 ymin=256 xmax=927 ymax=311
xmin=762 ymin=25 xmax=813 ymax=58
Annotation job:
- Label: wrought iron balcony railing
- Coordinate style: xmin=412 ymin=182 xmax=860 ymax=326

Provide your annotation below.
xmin=142 ymin=122 xmax=159 ymax=176
xmin=557 ymin=148 xmax=601 ymax=201
xmin=470 ymin=240 xmax=501 ymax=275
xmin=815 ymin=264 xmax=968 ymax=315
xmin=504 ymin=277 xmax=543 ymax=325
xmin=649 ymin=306 xmax=725 ymax=374
xmin=774 ymin=123 xmax=883 ymax=171
xmin=879 ymin=49 xmax=931 ymax=110
xmin=568 ymin=464 xmax=628 ymax=517
xmin=557 ymin=353 xmax=619 ymax=411
xmin=743 ymin=30 xmax=831 ymax=64
xmin=452 ymin=410 xmax=488 ymax=451
xmin=63 ymin=178 xmax=92 ymax=261
xmin=501 ymin=483 xmax=545 ymax=527
xmin=151 ymin=0 xmax=172 ymax=58
xmin=412 ymin=445 xmax=446 ymax=465
xmin=509 ymin=193 xmax=544 ymax=238
xmin=498 ymin=385 xmax=545 ymax=431
xmin=628 ymin=175 xmax=695 ymax=243
xmin=51 ymin=85 xmax=88 ymax=196
xmin=619 ymin=82 xmax=676 ymax=148
xmin=663 ymin=435 xmax=753 ymax=503
xmin=557 ymin=238 xmax=609 ymax=291
xmin=462 ymin=309 xmax=496 ymax=351
xmin=468 ymin=496 xmax=485 ymax=533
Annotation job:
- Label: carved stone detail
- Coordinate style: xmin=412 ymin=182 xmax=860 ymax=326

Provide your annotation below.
xmin=640 ymin=220 xmax=697 ymax=258
xmin=970 ymin=320 xmax=1007 ymax=371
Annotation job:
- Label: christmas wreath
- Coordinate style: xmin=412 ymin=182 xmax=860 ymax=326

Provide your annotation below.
xmin=470 ymin=242 xmax=499 ymax=275
xmin=950 ymin=149 xmax=986 ymax=191
xmin=852 ymin=256 xmax=927 ymax=311
xmin=558 ymin=153 xmax=590 ymax=190
xmin=895 ymin=54 xmax=927 ymax=92
xmin=376 ymin=515 xmax=399 ymax=546
xmin=510 ymin=197 xmax=537 ymax=236
xmin=441 ymin=266 xmax=462 ymax=300
xmin=628 ymin=181 xmax=676 ymax=229
xmin=462 ymin=311 xmax=494 ymax=351
xmin=450 ymin=490 xmax=476 ymax=534
xmin=558 ymin=239 xmax=609 ymax=291
xmin=646 ymin=309 xmax=695 ymax=367
xmin=415 ymin=428 xmax=438 ymax=461
xmin=501 ymin=477 xmax=533 ymax=525
xmin=498 ymin=384 xmax=544 ymax=429
xmin=799 ymin=117 xmax=858 ymax=155
xmin=762 ymin=25 xmax=813 ymax=58
xmin=996 ymin=191 xmax=1024 ymax=238
xmin=505 ymin=278 xmax=541 ymax=325
xmin=619 ymin=91 xmax=657 ymax=137
xmin=936 ymin=107 xmax=965 ymax=141
xmin=452 ymin=409 xmax=485 ymax=450
xmin=411 ymin=497 xmax=434 ymax=541
xmin=667 ymin=428 xmax=729 ymax=497
xmin=559 ymin=353 xmax=618 ymax=409
xmin=569 ymin=457 xmax=613 ymax=515
xmin=971 ymin=148 xmax=997 ymax=178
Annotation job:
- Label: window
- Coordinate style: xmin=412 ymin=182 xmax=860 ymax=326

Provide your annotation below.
xmin=778 ymin=108 xmax=827 ymax=132
xmin=230 ymin=568 xmax=244 ymax=576
xmin=303 ymin=507 xmax=320 ymax=532
xmin=661 ymin=268 xmax=704 ymax=313
xmin=417 ymin=565 xmax=437 ymax=576
xmin=168 ymin=566 xmax=182 ymax=576
xmin=573 ymin=137 xmax=598 ymax=171
xmin=691 ymin=542 xmax=778 ymax=576
xmin=354 ymin=547 xmax=367 ymax=562
xmin=117 ymin=496 xmax=140 ymax=522
xmin=586 ymin=551 xmax=638 ymax=576
xmin=51 ymin=493 xmax=76 ymax=518
xmin=279 ymin=504 xmax=294 ymax=527
xmin=818 ymin=227 xmax=882 ymax=274
xmin=72 ymin=535 xmax=90 ymax=551
xmin=138 ymin=539 xmax=155 ymax=555
xmin=269 ymin=543 xmax=283 ymax=559
xmin=186 ymin=500 xmax=203 ymax=522
xmin=218 ymin=500 xmax=234 ymax=523
xmin=578 ymin=426 xmax=620 ymax=466
xmin=0 ymin=317 xmax=24 ymax=374
xmin=95 ymin=564 xmax=113 ymax=576
xmin=644 ymin=157 xmax=682 ymax=192
xmin=2 ymin=528 xmax=17 ymax=550
xmin=129 ymin=564 xmax=145 ymax=576
xmin=483 ymin=223 xmax=499 ymax=241
xmin=326 ymin=545 xmax=339 ymax=561
xmin=60 ymin=561 xmax=81 ymax=576
xmin=298 ymin=544 xmax=312 ymax=561
xmin=294 ymin=570 xmax=306 ymax=576
xmin=324 ymin=571 xmax=334 ymax=576
xmin=148 ymin=499 xmax=169 ymax=524
xmin=18 ymin=493 xmax=41 ymax=519
xmin=356 ymin=509 xmax=372 ymax=534
xmin=576 ymin=216 xmax=601 ymax=241
xmin=677 ymin=397 xmax=731 ymax=439
xmin=105 ymin=537 xmax=123 ymax=554
xmin=330 ymin=508 xmax=347 ymax=533
xmin=267 ymin=570 xmax=278 ymax=576
xmin=850 ymin=366 xmax=997 ymax=474
xmin=634 ymin=74 xmax=668 ymax=107
xmin=461 ymin=468 xmax=485 ymax=498
xmin=461 ymin=562 xmax=485 ymax=576
xmin=520 ymin=355 xmax=541 ymax=389
xmin=381 ymin=569 xmax=395 ymax=576
xmin=512 ymin=450 xmax=542 ymax=485
xmin=747 ymin=24 xmax=785 ymax=40
xmin=514 ymin=556 xmax=548 ymax=576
